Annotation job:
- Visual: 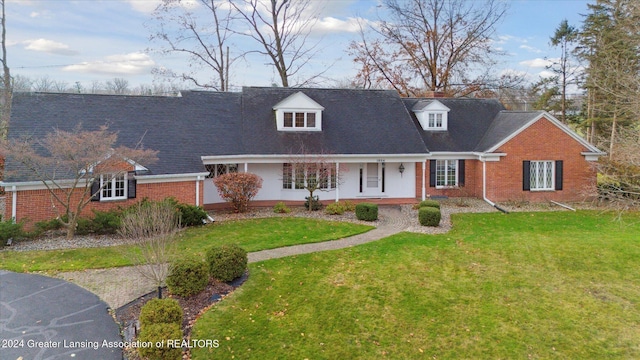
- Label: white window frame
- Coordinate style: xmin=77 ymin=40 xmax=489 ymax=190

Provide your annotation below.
xmin=283 ymin=163 xmax=337 ymax=190
xmin=424 ymin=111 xmax=446 ymax=130
xmin=530 ymin=160 xmax=554 ymax=191
xmin=205 ymin=163 xmax=239 ymax=178
xmin=435 ymin=159 xmax=458 ymax=188
xmin=101 ymin=173 xmax=127 ymax=201
xmin=281 ymin=111 xmax=321 ymax=130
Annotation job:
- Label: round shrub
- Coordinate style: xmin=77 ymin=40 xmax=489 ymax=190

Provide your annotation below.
xmin=139 ymin=298 xmax=183 ymax=328
xmin=355 ymin=203 xmax=378 ymax=221
xmin=138 ymin=322 xmax=183 ymax=360
xmin=166 ymin=257 xmax=209 ymax=297
xmin=176 ymin=203 xmax=208 ymax=227
xmin=206 ymin=244 xmax=248 ymax=282
xmin=418 ymin=206 xmax=441 ymax=227
xmin=419 ymin=199 xmax=441 ymax=209
xmin=273 ymin=201 xmax=291 ymax=214
xmin=324 ymin=202 xmax=345 ymax=215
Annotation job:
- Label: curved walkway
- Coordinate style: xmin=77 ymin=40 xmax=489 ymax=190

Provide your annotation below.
xmin=0 ymin=270 xmax=122 ymax=360
xmin=249 ymin=205 xmax=408 ymax=262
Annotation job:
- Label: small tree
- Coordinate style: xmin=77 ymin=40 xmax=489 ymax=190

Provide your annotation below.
xmin=0 ymin=125 xmax=157 ymax=238
xmin=213 ymin=172 xmax=263 ymax=213
xmin=118 ymin=200 xmax=181 ymax=298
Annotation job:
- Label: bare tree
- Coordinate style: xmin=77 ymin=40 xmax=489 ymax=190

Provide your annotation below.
xmin=230 ymin=0 xmax=325 ymax=87
xmin=105 ymin=78 xmax=130 ymax=95
xmin=1 ymin=125 xmax=158 ymax=238
xmin=1 ymin=0 xmax=10 ymax=139
xmin=119 ymin=200 xmax=180 ymax=298
xmin=149 ymin=0 xmax=237 ymax=91
xmin=350 ymin=0 xmax=508 ymax=97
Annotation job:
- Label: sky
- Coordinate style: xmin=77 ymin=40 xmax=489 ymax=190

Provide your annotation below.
xmin=6 ymin=0 xmax=592 ymax=92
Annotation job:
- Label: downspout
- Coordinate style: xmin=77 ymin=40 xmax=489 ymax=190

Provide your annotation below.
xmin=195 ymin=175 xmax=201 ymax=207
xmin=11 ymin=185 xmax=17 ymax=222
xmin=482 ymin=157 xmax=508 ymax=214
xmin=421 ymin=160 xmax=426 ymax=201
xmin=335 ymin=162 xmax=340 ymax=202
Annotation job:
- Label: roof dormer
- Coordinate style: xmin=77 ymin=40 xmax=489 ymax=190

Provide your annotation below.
xmin=273 ymin=92 xmax=324 ymax=131
xmin=412 ymin=100 xmax=450 ymax=131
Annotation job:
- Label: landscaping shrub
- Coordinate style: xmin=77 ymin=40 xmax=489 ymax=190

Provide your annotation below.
xmin=137 ymin=323 xmax=183 ymax=360
xmin=74 ymin=217 xmax=93 ymax=235
xmin=206 ymin=244 xmax=248 ymax=282
xmin=355 ymin=203 xmax=378 ymax=221
xmin=273 ymin=201 xmax=291 ymax=214
xmin=418 ymin=206 xmax=441 ymax=227
xmin=419 ymin=199 xmax=441 ymax=209
xmin=88 ymin=209 xmax=122 ymax=234
xmin=324 ymin=202 xmax=345 ymax=215
xmin=340 ymin=200 xmax=356 ymax=212
xmin=166 ymin=257 xmax=209 ymax=297
xmin=139 ymin=298 xmax=183 ymax=328
xmin=176 ymin=203 xmax=208 ymax=227
xmin=213 ymin=172 xmax=263 ymax=213
xmin=0 ymin=220 xmax=23 ymax=243
xmin=304 ymin=195 xmax=322 ymax=211
xmin=35 ymin=217 xmax=64 ymax=233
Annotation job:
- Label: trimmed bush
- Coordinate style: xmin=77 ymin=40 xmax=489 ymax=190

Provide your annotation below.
xmin=273 ymin=202 xmax=291 ymax=214
xmin=419 ymin=206 xmax=441 ymax=227
xmin=88 ymin=209 xmax=122 ymax=234
xmin=213 ymin=172 xmax=263 ymax=213
xmin=355 ymin=203 xmax=378 ymax=221
xmin=139 ymin=298 xmax=183 ymax=328
xmin=0 ymin=221 xmax=23 ymax=243
xmin=340 ymin=200 xmax=356 ymax=212
xmin=304 ymin=195 xmax=322 ymax=211
xmin=166 ymin=257 xmax=209 ymax=297
xmin=324 ymin=202 xmax=345 ymax=215
xmin=176 ymin=203 xmax=208 ymax=227
xmin=137 ymin=323 xmax=183 ymax=360
xmin=206 ymin=244 xmax=248 ymax=282
xmin=419 ymin=199 xmax=441 ymax=209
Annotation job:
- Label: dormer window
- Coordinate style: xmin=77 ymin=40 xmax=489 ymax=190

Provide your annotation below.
xmin=273 ymin=92 xmax=324 ymax=131
xmin=283 ymin=111 xmax=316 ymax=129
xmin=412 ymin=100 xmax=450 ymax=131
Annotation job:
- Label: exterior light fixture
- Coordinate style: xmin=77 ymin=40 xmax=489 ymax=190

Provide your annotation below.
xmin=399 ymin=163 xmax=405 ymax=177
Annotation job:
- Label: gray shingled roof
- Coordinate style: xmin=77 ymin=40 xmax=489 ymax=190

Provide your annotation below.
xmin=474 ymin=111 xmax=544 ymax=152
xmin=402 ymin=97 xmax=507 ymax=152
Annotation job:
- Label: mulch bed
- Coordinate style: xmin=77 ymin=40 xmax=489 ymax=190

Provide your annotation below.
xmin=115 ymin=273 xmax=247 ymax=360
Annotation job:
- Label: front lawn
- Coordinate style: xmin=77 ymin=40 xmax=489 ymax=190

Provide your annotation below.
xmin=192 ymin=211 xmax=640 ymax=359
xmin=0 ymin=218 xmax=373 ymax=273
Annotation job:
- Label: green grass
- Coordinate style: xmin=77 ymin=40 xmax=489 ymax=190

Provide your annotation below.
xmin=0 ymin=217 xmax=373 ymax=273
xmin=191 ymin=211 xmax=640 ymax=359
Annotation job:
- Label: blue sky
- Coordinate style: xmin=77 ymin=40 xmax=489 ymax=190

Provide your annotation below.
xmin=6 ymin=0 xmax=591 ymax=91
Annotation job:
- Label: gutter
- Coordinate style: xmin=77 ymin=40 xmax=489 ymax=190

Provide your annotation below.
xmin=481 ymin=156 xmax=509 ymax=214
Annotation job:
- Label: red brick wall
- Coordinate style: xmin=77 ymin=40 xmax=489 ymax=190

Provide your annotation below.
xmin=5 ymin=180 xmax=203 ymax=229
xmin=419 ymin=160 xmax=483 ymax=199
xmin=486 ymin=116 xmax=597 ymax=202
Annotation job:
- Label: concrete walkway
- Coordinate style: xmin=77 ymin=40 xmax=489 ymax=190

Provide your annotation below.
xmin=249 ymin=205 xmax=408 ymax=262
xmin=57 ymin=206 xmax=411 ymax=309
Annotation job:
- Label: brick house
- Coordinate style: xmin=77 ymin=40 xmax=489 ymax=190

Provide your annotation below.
xmin=1 ymin=87 xmax=604 ymax=226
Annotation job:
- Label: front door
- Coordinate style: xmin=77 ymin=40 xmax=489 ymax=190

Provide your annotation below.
xmin=362 ymin=162 xmax=384 ymax=195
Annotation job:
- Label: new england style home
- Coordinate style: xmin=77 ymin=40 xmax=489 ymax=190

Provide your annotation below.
xmin=1 ymin=87 xmax=604 ymax=225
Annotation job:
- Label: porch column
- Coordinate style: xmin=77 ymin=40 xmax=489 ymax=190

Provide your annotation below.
xmin=11 ymin=185 xmax=17 ymax=222
xmin=335 ymin=162 xmax=340 ymax=202
xmin=421 ymin=160 xmax=426 ymax=200
xmin=195 ymin=175 xmax=201 ymax=206
xmin=244 ymin=163 xmax=248 ymax=172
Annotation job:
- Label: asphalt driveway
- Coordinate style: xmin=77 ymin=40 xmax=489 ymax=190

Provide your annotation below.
xmin=0 ymin=270 xmax=122 ymax=360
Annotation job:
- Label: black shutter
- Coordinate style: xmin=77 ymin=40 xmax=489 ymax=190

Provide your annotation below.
xmin=523 ymin=161 xmax=531 ymax=191
xmin=458 ymin=160 xmax=465 ymax=187
xmin=90 ymin=179 xmax=100 ymax=201
xmin=127 ymin=172 xmax=137 ymax=199
xmin=555 ymin=160 xmax=563 ymax=191
xmin=429 ymin=160 xmax=436 ymax=187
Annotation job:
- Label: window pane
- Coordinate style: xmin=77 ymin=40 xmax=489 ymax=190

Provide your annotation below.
xmin=530 ymin=161 xmax=554 ymax=190
xmin=115 ymin=175 xmax=125 ymax=197
xmin=307 ymin=113 xmax=316 ymax=127
xmin=447 ymin=160 xmax=456 ymax=185
xmin=295 ymin=113 xmax=305 ymax=127
xmin=228 ymin=164 xmax=238 ymax=173
xmin=436 ymin=113 xmax=443 ymax=127
xmin=284 ymin=112 xmax=293 ymax=127
xmin=283 ymin=163 xmax=292 ymax=189
xmin=295 ymin=165 xmax=305 ymax=189
xmin=436 ymin=160 xmax=446 ymax=186
xmin=429 ymin=113 xmax=435 ymax=127
xmin=102 ymin=179 xmax=112 ymax=198
xmin=216 ymin=164 xmax=226 ymax=177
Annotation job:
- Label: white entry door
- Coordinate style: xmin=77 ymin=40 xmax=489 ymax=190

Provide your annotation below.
xmin=364 ymin=162 xmax=384 ymax=195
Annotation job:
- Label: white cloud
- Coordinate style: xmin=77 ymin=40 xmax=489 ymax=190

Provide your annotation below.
xmin=23 ymin=39 xmax=78 ymax=56
xmin=520 ymin=44 xmax=543 ymax=54
xmin=62 ymin=52 xmax=155 ymax=75
xmin=519 ymin=58 xmax=553 ymax=68
xmin=314 ymin=17 xmax=369 ymax=34
xmin=125 ymin=0 xmax=200 ymax=13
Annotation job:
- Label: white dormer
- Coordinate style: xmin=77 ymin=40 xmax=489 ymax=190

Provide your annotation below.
xmin=412 ymin=100 xmax=450 ymax=131
xmin=273 ymin=92 xmax=324 ymax=131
